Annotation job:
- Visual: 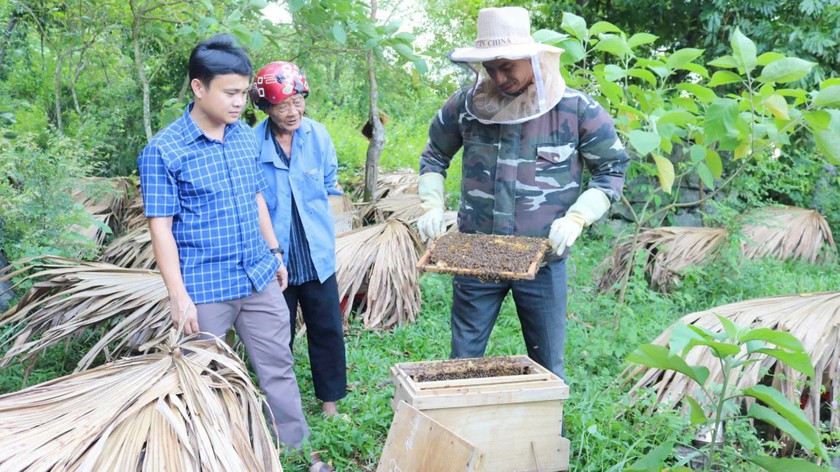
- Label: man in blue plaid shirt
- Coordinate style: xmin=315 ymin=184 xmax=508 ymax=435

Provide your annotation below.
xmin=137 ymin=34 xmax=310 ymax=453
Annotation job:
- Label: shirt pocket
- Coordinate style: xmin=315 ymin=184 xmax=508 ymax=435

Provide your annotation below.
xmin=302 ymin=167 xmax=327 ymax=198
xmin=535 ymin=142 xmax=576 ymax=190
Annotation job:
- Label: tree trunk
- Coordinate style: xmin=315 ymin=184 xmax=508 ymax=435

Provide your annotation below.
xmin=54 ymin=52 xmax=63 ymax=133
xmin=362 ymin=0 xmax=383 ymax=203
xmin=0 ymin=13 xmax=19 ymax=70
xmin=130 ymin=2 xmax=153 ymax=141
xmin=177 ymin=74 xmax=189 ymax=102
xmin=71 ymin=61 xmax=85 ymax=115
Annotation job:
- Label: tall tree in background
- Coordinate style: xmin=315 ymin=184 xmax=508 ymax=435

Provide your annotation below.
xmin=363 ymin=0 xmax=383 ymax=203
xmin=284 ymin=0 xmax=426 ymax=201
xmin=130 ymin=0 xmax=280 ymax=141
xmin=128 ymin=0 xmax=192 ymax=141
xmin=10 ymin=0 xmax=123 ymax=133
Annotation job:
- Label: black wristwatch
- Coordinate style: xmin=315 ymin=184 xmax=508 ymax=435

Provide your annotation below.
xmin=269 ymin=246 xmax=284 ymax=256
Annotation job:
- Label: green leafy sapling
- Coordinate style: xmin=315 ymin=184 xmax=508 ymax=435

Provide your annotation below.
xmin=626 ymin=315 xmax=830 ymax=471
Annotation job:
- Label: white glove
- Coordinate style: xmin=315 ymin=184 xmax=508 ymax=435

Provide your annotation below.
xmin=417 ymin=173 xmax=446 ymax=242
xmin=549 ymin=188 xmax=611 ymax=255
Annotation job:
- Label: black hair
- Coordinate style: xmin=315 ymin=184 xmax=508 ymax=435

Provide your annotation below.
xmin=188 ymin=34 xmax=252 ymax=86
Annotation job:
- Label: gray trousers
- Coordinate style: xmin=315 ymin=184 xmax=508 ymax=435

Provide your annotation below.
xmin=451 ymin=259 xmax=568 ymax=380
xmin=196 ymin=281 xmax=309 ymax=449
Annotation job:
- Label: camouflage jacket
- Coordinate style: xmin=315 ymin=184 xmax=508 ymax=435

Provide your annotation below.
xmin=420 ymin=86 xmax=629 ymax=238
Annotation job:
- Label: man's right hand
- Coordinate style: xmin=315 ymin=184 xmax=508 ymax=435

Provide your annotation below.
xmin=170 ymin=294 xmax=199 ymax=336
xmin=417 ymin=173 xmax=447 ymax=243
xmin=418 ymin=208 xmax=446 ymax=242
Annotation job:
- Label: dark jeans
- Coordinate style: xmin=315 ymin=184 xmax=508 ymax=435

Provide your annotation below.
xmin=450 ymin=259 xmax=568 ymax=380
xmin=283 ymin=274 xmax=347 ymax=402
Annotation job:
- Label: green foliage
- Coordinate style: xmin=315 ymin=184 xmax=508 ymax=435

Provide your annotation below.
xmin=627 ymin=318 xmax=830 ymax=469
xmin=0 ymin=132 xmax=101 ymax=260
xmin=531 ymin=0 xmax=839 ymax=87
xmin=296 ymin=102 xmax=462 ymax=197
xmin=540 ymin=14 xmax=838 ymax=215
xmin=531 ymin=13 xmax=840 ymax=300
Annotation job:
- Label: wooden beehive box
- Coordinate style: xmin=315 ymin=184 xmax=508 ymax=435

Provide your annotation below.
xmin=390 ymin=356 xmax=570 ymax=471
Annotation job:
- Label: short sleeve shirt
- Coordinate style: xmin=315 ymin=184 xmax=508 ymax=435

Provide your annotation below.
xmin=137 ymin=104 xmax=279 ymax=304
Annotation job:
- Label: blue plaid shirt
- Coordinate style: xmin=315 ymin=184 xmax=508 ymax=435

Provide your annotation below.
xmin=138 ymin=104 xmax=280 ymax=304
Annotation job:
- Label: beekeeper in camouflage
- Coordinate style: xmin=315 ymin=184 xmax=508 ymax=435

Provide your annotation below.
xmin=417 ymin=6 xmax=628 ymax=380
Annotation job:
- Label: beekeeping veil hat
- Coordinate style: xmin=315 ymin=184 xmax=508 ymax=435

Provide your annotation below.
xmin=449 ymin=6 xmax=565 ymax=125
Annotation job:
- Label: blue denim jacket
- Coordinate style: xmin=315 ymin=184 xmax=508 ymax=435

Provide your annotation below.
xmin=254 ymin=117 xmax=342 ymax=283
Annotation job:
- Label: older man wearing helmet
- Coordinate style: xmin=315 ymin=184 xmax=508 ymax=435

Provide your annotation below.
xmin=417 ymin=7 xmax=629 ymax=380
xmin=250 ymin=61 xmax=347 ymax=418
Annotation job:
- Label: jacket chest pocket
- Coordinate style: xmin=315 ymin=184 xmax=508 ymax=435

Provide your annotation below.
xmin=462 ymin=128 xmax=500 ymax=186
xmin=534 ymin=143 xmax=575 ymax=189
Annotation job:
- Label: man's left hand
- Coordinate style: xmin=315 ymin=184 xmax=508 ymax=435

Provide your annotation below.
xmin=275 ymin=254 xmax=288 ymax=290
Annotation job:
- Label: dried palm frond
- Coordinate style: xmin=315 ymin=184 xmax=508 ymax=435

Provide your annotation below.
xmin=0 ymin=332 xmax=282 ymax=472
xmin=620 ymin=291 xmax=840 ymax=431
xmin=329 ymin=194 xmax=361 ymax=235
xmin=335 ymin=220 xmax=423 ymax=329
xmin=329 ymin=194 xmax=355 ymax=214
xmin=346 ymin=169 xmax=418 ymax=201
xmin=352 ymin=171 xmax=421 ymax=222
xmin=597 ymin=227 xmax=729 ymax=292
xmin=375 ymin=170 xmax=418 ymax=199
xmin=100 ymin=226 xmax=156 ymax=270
xmin=373 ymin=193 xmax=425 ymax=222
xmin=72 ymin=177 xmax=136 ymax=246
xmin=0 ymin=256 xmax=170 ymax=371
xmin=740 ymin=206 xmax=836 ymax=263
xmin=121 ymin=191 xmax=148 ymax=232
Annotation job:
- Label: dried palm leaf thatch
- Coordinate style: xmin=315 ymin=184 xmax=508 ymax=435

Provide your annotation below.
xmin=373 ymin=192 xmax=425 ymax=222
xmin=335 ymin=219 xmax=423 ymax=329
xmin=0 ymin=332 xmax=282 ymax=472
xmin=329 ymin=193 xmax=355 ymax=214
xmin=740 ymin=206 xmax=836 ymax=263
xmin=597 ymin=227 xmax=729 ymax=293
xmin=374 ymin=170 xmax=418 ymax=199
xmin=71 ymin=177 xmax=136 ymax=246
xmin=370 ymin=195 xmax=461 ymax=227
xmin=345 ymin=169 xmax=418 ymax=202
xmin=0 ymin=256 xmax=170 ymax=371
xmin=619 ymin=291 xmax=840 ymax=431
xmin=100 ymin=226 xmax=156 ymax=270
xmin=121 ymin=191 xmax=148 ymax=232
xmin=353 ymin=171 xmax=420 ymax=222
xmin=329 ymin=194 xmax=361 ymax=235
